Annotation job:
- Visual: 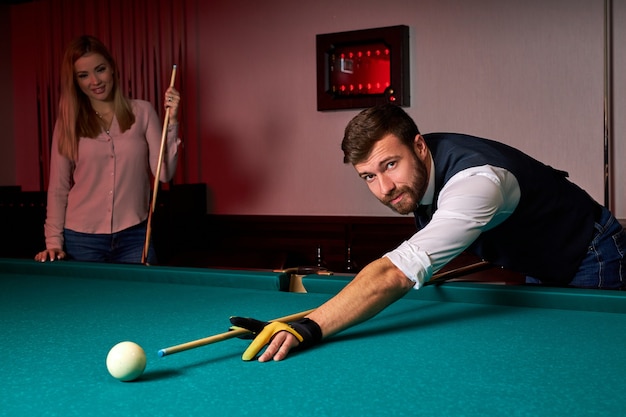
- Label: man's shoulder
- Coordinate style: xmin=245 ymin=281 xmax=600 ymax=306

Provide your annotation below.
xmin=424 ymin=132 xmax=482 ymax=140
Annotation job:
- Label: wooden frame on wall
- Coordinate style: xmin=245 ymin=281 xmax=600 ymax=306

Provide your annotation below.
xmin=316 ymin=25 xmax=410 ymax=111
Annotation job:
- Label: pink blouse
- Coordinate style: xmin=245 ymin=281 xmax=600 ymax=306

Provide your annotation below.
xmin=44 ymin=99 xmax=180 ymax=250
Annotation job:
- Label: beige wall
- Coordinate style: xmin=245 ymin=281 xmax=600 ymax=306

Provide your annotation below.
xmin=191 ymin=0 xmax=624 ymax=217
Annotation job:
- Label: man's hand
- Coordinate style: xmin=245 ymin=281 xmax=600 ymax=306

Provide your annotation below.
xmin=229 ymin=316 xmax=322 ymax=361
xmin=255 ymin=330 xmax=301 ymax=362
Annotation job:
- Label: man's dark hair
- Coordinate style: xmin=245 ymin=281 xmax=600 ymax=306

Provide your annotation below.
xmin=341 ymin=104 xmax=420 ymax=164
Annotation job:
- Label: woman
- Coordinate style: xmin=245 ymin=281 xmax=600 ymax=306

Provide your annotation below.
xmin=34 ymin=35 xmax=181 ymax=264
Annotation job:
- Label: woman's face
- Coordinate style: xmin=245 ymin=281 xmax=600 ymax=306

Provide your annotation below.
xmin=74 ymin=52 xmax=115 ymax=104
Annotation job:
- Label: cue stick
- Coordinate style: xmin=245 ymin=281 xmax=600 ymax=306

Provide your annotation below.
xmin=158 ymin=308 xmax=316 ymax=357
xmin=157 ymin=260 xmax=490 ymax=357
xmin=424 ymin=260 xmax=490 ymax=285
xmin=142 ymin=65 xmax=178 ymax=264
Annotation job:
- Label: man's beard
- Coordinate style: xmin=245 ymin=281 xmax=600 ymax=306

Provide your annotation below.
xmin=380 ymin=157 xmax=428 ymax=215
xmin=381 ymin=186 xmax=420 ymax=215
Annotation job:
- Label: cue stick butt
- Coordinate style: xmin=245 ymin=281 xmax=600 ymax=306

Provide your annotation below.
xmin=158 ymin=308 xmax=316 ymax=357
xmin=425 ymin=260 xmax=491 ymax=285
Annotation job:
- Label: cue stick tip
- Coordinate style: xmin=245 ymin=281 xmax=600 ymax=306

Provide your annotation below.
xmin=157 ymin=349 xmax=167 ymax=357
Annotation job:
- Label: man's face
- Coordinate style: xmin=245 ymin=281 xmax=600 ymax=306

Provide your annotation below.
xmin=354 ymin=134 xmax=429 ymax=215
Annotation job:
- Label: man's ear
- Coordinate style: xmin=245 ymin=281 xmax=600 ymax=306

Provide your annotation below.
xmin=413 ymin=134 xmax=428 ymax=158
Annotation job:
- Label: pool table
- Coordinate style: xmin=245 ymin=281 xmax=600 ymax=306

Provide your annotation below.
xmin=1 ymin=258 xmax=625 ymax=416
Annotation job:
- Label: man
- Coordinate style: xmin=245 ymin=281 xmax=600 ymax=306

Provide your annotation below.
xmin=231 ymin=104 xmax=626 ymax=362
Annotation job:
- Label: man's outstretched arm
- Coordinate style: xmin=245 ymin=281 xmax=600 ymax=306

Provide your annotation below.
xmin=256 ymin=256 xmax=416 ymax=362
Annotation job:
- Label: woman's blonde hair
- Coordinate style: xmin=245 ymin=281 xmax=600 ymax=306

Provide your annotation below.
xmin=57 ymin=35 xmax=135 ymax=161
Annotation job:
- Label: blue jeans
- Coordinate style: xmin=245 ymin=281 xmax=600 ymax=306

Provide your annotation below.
xmin=64 ymin=221 xmax=157 ymax=264
xmin=527 ymin=206 xmax=625 ymax=289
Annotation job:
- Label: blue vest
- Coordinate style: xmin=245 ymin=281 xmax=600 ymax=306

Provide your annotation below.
xmin=416 ymin=133 xmax=599 ymax=284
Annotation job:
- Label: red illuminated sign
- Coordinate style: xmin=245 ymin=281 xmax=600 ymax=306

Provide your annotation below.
xmin=316 ymin=25 xmax=410 ymax=111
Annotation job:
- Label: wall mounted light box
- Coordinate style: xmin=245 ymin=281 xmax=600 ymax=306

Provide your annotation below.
xmin=316 ymin=25 xmax=410 ymax=111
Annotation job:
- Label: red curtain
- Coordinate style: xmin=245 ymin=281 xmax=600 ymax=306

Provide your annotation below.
xmin=25 ymin=0 xmax=194 ymax=189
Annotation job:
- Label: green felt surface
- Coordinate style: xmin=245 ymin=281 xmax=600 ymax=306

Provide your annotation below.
xmin=1 ymin=258 xmax=625 ymax=417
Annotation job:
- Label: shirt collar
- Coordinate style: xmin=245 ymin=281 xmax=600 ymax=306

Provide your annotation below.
xmin=419 ymin=154 xmax=436 ymax=207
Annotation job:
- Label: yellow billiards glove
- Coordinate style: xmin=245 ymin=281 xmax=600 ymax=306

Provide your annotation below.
xmin=229 ymin=316 xmax=322 ymax=361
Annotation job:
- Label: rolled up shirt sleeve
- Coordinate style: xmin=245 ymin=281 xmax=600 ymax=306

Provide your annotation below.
xmin=384 ymin=165 xmax=520 ymax=289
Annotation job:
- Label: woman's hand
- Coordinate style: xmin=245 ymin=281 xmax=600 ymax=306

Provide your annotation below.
xmin=34 ymin=248 xmax=66 ymax=262
xmin=164 ymin=87 xmax=181 ymax=124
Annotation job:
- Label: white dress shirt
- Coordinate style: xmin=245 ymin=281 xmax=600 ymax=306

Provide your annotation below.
xmin=384 ymin=156 xmax=521 ymax=289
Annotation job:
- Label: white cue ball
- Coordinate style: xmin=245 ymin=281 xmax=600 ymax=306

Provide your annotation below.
xmin=106 ymin=341 xmax=147 ymax=382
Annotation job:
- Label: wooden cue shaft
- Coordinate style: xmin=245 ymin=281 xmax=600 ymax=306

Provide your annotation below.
xmin=157 ymin=260 xmax=490 ymax=357
xmin=142 ymin=65 xmax=178 ymax=264
xmin=425 ymin=260 xmax=490 ymax=284
xmin=158 ymin=308 xmax=316 ymax=357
